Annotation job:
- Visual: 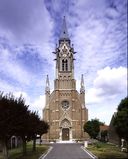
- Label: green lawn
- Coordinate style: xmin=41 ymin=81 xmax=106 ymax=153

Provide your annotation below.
xmin=87 ymin=142 xmax=128 ymax=159
xmin=0 ymin=142 xmax=48 ymax=159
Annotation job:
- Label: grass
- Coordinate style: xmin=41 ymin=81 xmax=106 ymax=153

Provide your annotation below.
xmin=0 ymin=142 xmax=48 ymax=159
xmin=87 ymin=141 xmax=128 ymax=159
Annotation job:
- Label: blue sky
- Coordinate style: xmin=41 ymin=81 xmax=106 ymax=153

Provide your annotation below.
xmin=0 ymin=0 xmax=127 ymax=125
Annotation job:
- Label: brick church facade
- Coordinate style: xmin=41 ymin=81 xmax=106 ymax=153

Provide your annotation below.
xmin=43 ymin=17 xmax=88 ymax=142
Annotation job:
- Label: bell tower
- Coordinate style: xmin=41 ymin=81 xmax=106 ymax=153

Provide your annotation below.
xmin=54 ymin=16 xmax=76 ymax=90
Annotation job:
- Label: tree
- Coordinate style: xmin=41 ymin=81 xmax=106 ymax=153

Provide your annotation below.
xmin=26 ymin=111 xmax=49 ymax=152
xmin=0 ymin=92 xmax=49 ymax=158
xmin=83 ymin=119 xmax=100 ymax=139
xmin=10 ymin=95 xmax=30 ymax=155
xmin=100 ymin=130 xmax=108 ymax=142
xmin=37 ymin=120 xmax=49 ymax=145
xmin=0 ymin=92 xmax=29 ymax=158
xmin=113 ymin=97 xmax=128 ymax=149
xmin=27 ymin=111 xmax=40 ymax=152
xmin=0 ymin=92 xmax=12 ymax=159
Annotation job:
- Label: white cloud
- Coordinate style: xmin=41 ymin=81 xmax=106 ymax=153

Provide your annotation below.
xmin=86 ymin=66 xmax=127 ymax=104
xmin=86 ymin=88 xmax=102 ymax=105
xmin=37 ymin=43 xmax=55 ymax=67
xmin=88 ymin=103 xmax=117 ymax=125
xmin=0 ymin=48 xmax=33 ymax=85
xmin=13 ymin=91 xmax=31 ymax=105
xmin=67 ymin=0 xmax=127 ymax=90
xmin=0 ymin=0 xmax=55 ymax=91
xmin=0 ymin=0 xmax=54 ymax=45
xmin=86 ymin=66 xmax=127 ymax=124
xmin=30 ymin=95 xmax=45 ymax=119
xmin=0 ymin=79 xmax=18 ymax=93
xmin=94 ymin=66 xmax=127 ymax=96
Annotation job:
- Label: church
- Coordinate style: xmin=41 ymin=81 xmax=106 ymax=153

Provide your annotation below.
xmin=43 ymin=17 xmax=88 ymax=142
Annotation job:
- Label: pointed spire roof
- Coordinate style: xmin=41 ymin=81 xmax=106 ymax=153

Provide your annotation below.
xmin=45 ymin=75 xmax=50 ymax=93
xmin=59 ymin=16 xmax=70 ymax=41
xmin=80 ymin=74 xmax=85 ymax=93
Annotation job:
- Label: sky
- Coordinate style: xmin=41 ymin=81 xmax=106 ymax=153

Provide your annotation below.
xmin=0 ymin=0 xmax=127 ymax=125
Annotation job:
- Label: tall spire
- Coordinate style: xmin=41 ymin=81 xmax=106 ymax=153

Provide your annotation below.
xmin=59 ymin=16 xmax=69 ymax=41
xmin=45 ymin=75 xmax=50 ymax=93
xmin=80 ymin=74 xmax=85 ymax=93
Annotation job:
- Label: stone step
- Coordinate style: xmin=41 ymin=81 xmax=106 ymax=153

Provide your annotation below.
xmin=56 ymin=140 xmax=76 ymax=143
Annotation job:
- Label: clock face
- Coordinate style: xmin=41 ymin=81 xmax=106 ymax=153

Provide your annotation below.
xmin=62 ymin=101 xmax=69 ymax=110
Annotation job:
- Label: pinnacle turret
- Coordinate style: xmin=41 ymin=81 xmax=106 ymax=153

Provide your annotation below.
xmin=80 ymin=74 xmax=85 ymax=93
xmin=45 ymin=75 xmax=50 ymax=94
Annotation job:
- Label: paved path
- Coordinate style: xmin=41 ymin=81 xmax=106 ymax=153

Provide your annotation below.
xmin=41 ymin=143 xmax=95 ymax=159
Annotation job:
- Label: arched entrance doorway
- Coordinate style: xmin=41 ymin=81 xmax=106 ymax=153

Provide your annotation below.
xmin=62 ymin=128 xmax=69 ymax=140
xmin=60 ymin=118 xmax=72 ymax=141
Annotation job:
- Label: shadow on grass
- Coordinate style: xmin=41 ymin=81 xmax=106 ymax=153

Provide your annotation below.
xmin=0 ymin=143 xmax=48 ymax=159
xmin=10 ymin=145 xmax=48 ymax=159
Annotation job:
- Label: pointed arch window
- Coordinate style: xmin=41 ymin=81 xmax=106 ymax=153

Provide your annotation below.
xmin=65 ymin=60 xmax=68 ymax=71
xmin=62 ymin=59 xmax=68 ymax=71
xmin=62 ymin=59 xmax=64 ymax=71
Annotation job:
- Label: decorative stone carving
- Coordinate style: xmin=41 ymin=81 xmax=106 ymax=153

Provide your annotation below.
xmin=60 ymin=119 xmax=71 ymax=128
